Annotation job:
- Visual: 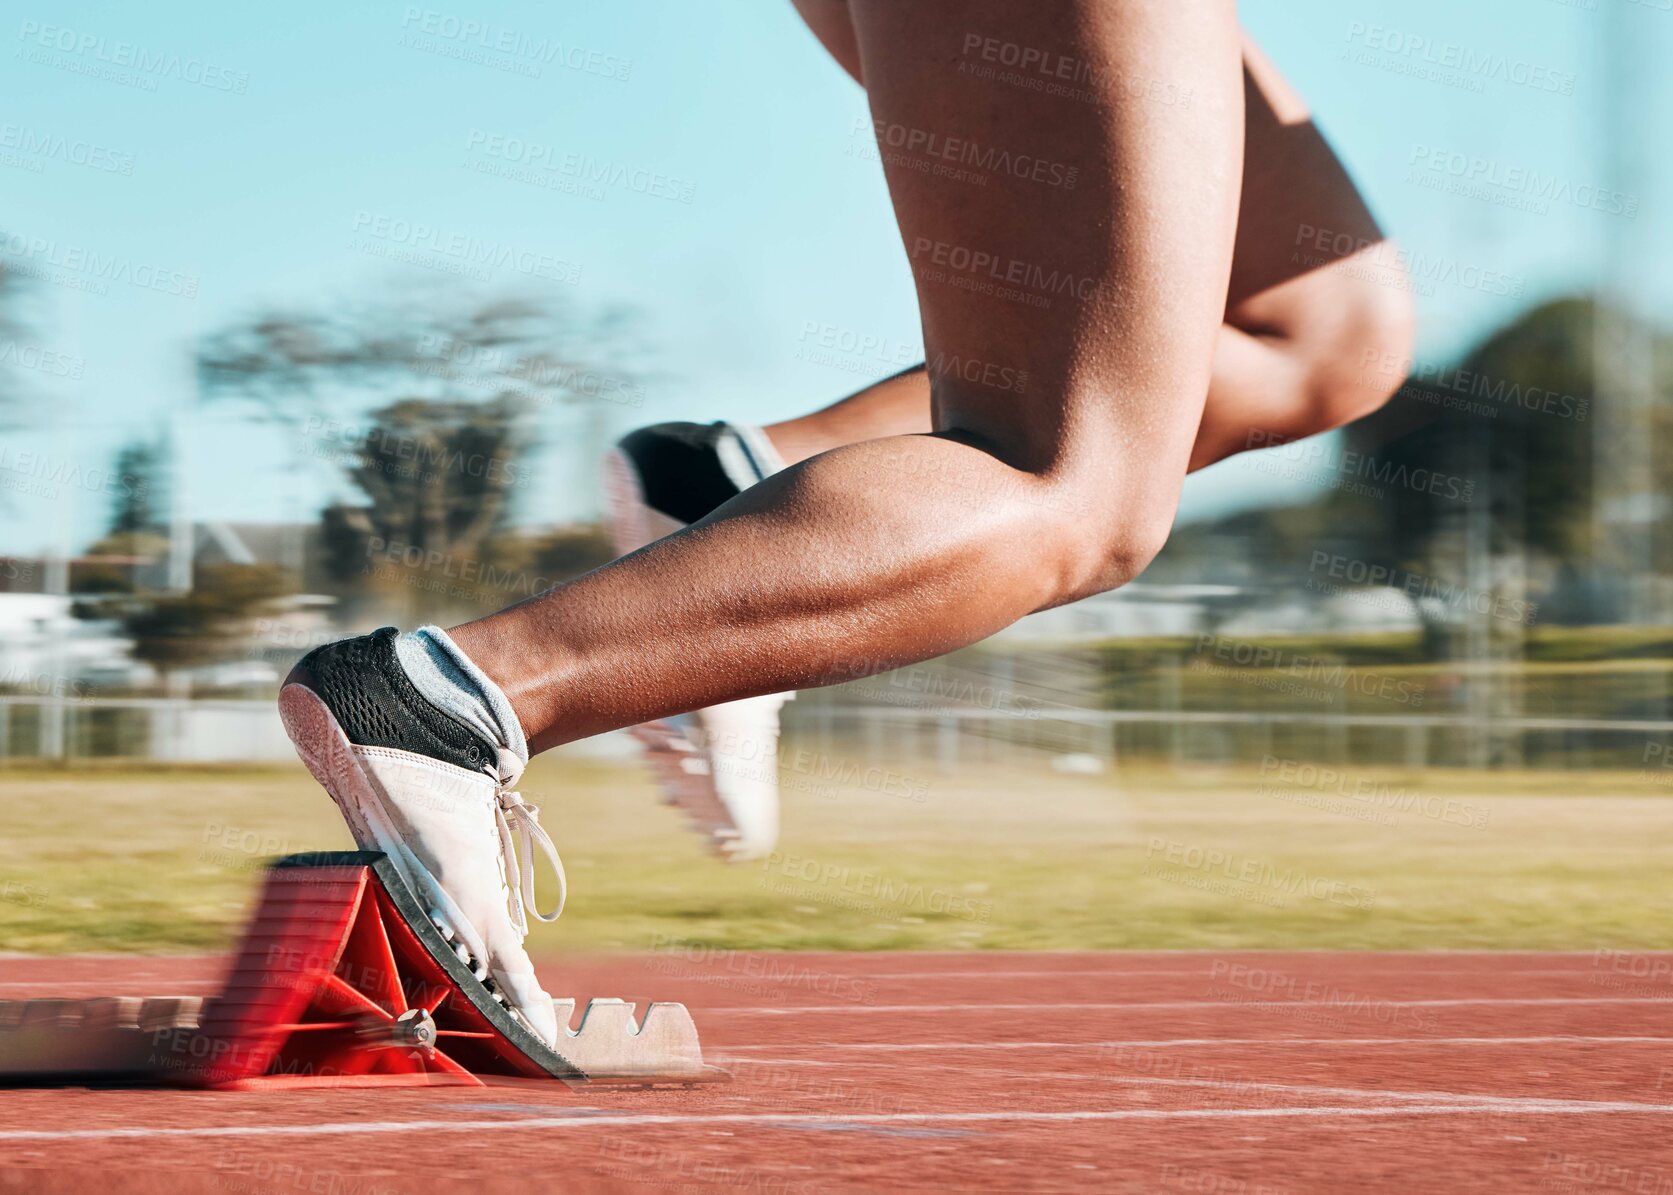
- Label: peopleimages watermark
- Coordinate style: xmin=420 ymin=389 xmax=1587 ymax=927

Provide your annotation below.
xmin=781 ymin=748 xmax=930 ymax=804
xmin=1638 ymin=741 xmax=1673 ymax=789
xmin=1291 ymin=223 xmax=1526 ymax=300
xmin=298 ymin=413 xmax=531 ymax=489
xmin=759 ymin=852 xmax=993 ymax=923
xmin=360 ymin=539 xmax=563 ymax=607
xmin=1192 ymin=632 xmax=1427 ymax=707
xmin=1358 ymin=347 xmax=1590 ymax=424
xmin=250 ymin=618 xmax=340 ymax=654
xmin=1307 ymin=550 xmax=1539 ymax=628
xmin=0 ymin=338 xmax=85 ymax=380
xmin=1144 ymin=838 xmax=1377 ymax=910
xmin=648 ymin=936 xmax=877 ymax=1005
xmin=212 ymin=1152 xmax=404 ymax=1195
xmin=15 ymin=19 xmax=251 ymax=94
xmin=851 ymin=116 xmax=1079 ymax=191
xmin=928 ymin=351 xmax=1028 ymax=396
xmin=588 ymin=1136 xmax=822 ymax=1195
xmin=198 ymin=822 xmax=313 ymax=875
xmin=1538 ymin=1151 xmax=1673 ymax=1195
xmin=0 ymin=122 xmax=135 ymax=175
xmin=0 ymin=558 xmax=38 ymax=587
xmin=413 ymin=333 xmax=645 ymax=409
xmin=0 ymin=443 xmax=146 ymax=503
xmin=1342 ymin=22 xmax=1577 ymax=96
xmin=464 ymin=129 xmax=695 ymax=204
xmin=1257 ymin=756 xmax=1490 ymax=830
xmin=0 ymin=230 xmax=199 ymax=299
xmin=838 ymin=659 xmax=1051 ymax=719
xmin=1207 ymin=959 xmax=1437 ymax=1030
xmin=1244 ymin=428 xmax=1476 ymax=505
xmin=956 ymin=31 xmax=1194 ymax=109
xmin=397 ymin=8 xmax=630 ymax=81
xmin=910 ymin=236 xmax=1106 ymax=310
xmin=1096 ymin=1044 xmax=1264 ymax=1093
xmin=1591 ymin=948 xmax=1673 ymax=1000
xmin=872 ymin=430 xmax=1079 ymax=518
xmin=1593 ymin=949 xmax=1673 ymax=984
xmin=1408 ymin=144 xmax=1638 ymax=220
xmin=794 ymin=320 xmax=919 ymax=377
xmin=0 ymin=666 xmax=92 ymax=703
xmin=683 ymin=701 xmax=929 ymax=803
xmin=0 ymin=878 xmax=49 ymax=909
xmin=348 ymin=211 xmax=581 ymax=287
xmin=1159 ymin=1164 xmax=1294 ymax=1195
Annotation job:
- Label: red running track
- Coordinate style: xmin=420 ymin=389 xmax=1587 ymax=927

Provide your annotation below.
xmin=2 ymin=950 xmax=1672 ymax=1192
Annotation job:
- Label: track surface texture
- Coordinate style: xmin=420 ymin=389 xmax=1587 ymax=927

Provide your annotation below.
xmin=2 ymin=951 xmax=1671 ymax=1192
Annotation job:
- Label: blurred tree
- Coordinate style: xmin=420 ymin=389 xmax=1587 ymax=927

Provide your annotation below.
xmin=1332 ymin=297 xmax=1602 ymax=572
xmin=0 ymin=262 xmax=38 ymax=426
xmin=1147 ymin=296 xmax=1667 ymax=762
xmin=106 ymin=438 xmax=168 ymax=536
xmin=1152 ymin=295 xmax=1667 ymax=631
xmin=197 ymin=289 xmax=643 ymax=620
xmin=115 ymin=563 xmax=295 ymax=687
xmin=1157 ymin=298 xmax=1614 ymax=616
xmin=196 ymin=293 xmax=639 ymax=429
xmin=324 ymin=395 xmax=527 ymax=592
xmin=521 ymin=524 xmax=615 ymax=582
xmin=75 ymin=437 xmax=172 ymax=594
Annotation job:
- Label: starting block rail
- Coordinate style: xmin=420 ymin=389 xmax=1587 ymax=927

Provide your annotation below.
xmin=0 ymin=851 xmax=722 ymax=1090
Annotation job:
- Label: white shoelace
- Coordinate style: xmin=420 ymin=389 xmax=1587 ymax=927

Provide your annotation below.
xmin=488 ymin=749 xmax=567 ymax=937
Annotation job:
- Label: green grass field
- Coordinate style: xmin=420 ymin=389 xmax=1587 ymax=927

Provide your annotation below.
xmin=3 ymin=750 xmax=1670 ymax=955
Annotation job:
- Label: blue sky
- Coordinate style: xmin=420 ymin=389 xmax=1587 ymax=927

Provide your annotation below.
xmin=2 ymin=0 xmax=1669 ymax=555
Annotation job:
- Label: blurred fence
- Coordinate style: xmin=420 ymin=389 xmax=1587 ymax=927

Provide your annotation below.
xmin=0 ymin=696 xmax=292 ymax=762
xmin=5 ymin=694 xmax=1671 ymax=774
xmin=0 ymin=697 xmax=633 ymax=764
xmin=792 ymin=705 xmax=1673 ymax=774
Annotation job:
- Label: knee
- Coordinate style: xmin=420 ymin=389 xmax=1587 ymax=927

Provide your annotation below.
xmin=1298 ymin=247 xmax=1417 ymax=430
xmin=1075 ymin=522 xmax=1172 ymax=600
xmin=1038 ymin=477 xmax=1176 ymax=603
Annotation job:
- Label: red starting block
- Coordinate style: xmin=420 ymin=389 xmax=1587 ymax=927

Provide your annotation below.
xmin=0 ymin=852 xmax=721 ymax=1090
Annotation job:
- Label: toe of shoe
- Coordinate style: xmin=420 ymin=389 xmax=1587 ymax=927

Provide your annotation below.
xmin=493 ymin=967 xmax=559 ymax=1046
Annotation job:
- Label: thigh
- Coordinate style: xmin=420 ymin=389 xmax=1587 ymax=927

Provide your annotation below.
xmin=843 ymin=0 xmax=1243 ymax=509
xmin=790 ymin=2 xmax=1386 ymax=333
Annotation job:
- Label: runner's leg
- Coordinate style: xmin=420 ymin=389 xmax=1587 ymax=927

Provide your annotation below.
xmin=450 ymin=0 xmax=1246 ymax=753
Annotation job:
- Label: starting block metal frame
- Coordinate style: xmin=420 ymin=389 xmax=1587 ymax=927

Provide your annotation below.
xmin=0 ymin=851 xmax=722 ymax=1090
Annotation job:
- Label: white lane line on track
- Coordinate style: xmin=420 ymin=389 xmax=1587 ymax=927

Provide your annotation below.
xmin=726 ymin=1057 xmax=1666 ymax=1113
xmin=0 ymin=981 xmax=219 ymax=990
xmin=708 ymin=997 xmax=1673 ymax=1015
xmin=868 ymin=968 xmax=1635 ymax=981
xmin=720 ymin=1035 xmax=1673 ymax=1053
xmin=7 ymin=1102 xmax=1673 ymax=1143
xmin=0 ymin=971 xmax=1618 ymax=994
xmin=0 ymin=988 xmax=1646 ymax=1004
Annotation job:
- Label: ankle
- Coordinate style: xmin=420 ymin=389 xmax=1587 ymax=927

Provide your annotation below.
xmin=422 ymin=622 xmax=531 ymax=763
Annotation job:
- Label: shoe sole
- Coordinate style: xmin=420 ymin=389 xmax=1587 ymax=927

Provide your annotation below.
xmin=278 ymin=682 xmax=383 ymax=850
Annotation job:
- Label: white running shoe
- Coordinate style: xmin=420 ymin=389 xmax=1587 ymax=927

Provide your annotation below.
xmin=603 ymin=421 xmax=791 ymax=861
xmin=279 ymin=628 xmax=564 ymax=1045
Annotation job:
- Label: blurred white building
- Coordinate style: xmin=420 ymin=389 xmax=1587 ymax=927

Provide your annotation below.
xmin=0 ymin=594 xmax=147 ymax=691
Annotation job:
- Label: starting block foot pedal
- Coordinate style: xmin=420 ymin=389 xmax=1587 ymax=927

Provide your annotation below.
xmin=0 ymin=851 xmax=722 ymax=1090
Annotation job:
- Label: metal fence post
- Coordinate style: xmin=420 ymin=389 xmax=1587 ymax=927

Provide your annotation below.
xmin=937 ymin=713 xmax=958 ymax=773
